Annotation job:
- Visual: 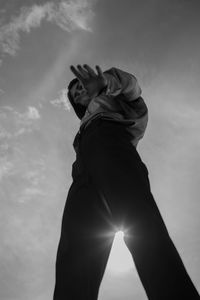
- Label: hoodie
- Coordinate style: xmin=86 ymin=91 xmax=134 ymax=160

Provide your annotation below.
xmin=67 ymin=67 xmax=148 ymax=148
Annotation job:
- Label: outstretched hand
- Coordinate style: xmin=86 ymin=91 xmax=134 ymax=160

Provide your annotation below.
xmin=70 ymin=64 xmax=107 ymax=98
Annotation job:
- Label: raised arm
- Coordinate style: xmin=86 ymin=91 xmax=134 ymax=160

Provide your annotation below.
xmin=70 ymin=65 xmax=142 ymax=101
xmin=103 ymin=67 xmax=142 ymax=101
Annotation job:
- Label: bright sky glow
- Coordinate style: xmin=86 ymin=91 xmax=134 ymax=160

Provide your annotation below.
xmin=106 ymin=231 xmax=134 ymax=274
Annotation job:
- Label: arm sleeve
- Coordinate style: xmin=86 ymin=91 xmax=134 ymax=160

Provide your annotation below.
xmin=103 ymin=67 xmax=142 ymax=101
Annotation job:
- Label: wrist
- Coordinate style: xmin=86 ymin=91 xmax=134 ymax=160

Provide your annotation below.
xmin=97 ymin=78 xmax=108 ymax=96
xmin=97 ymin=85 xmax=106 ymax=96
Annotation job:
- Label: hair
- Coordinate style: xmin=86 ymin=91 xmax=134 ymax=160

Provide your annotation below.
xmin=67 ymin=78 xmax=79 ymax=93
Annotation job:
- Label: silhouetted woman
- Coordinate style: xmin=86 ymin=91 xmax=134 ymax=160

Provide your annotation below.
xmin=53 ymin=64 xmax=200 ymax=300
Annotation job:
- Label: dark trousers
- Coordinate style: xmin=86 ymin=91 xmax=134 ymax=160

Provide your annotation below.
xmin=53 ymin=118 xmax=199 ymax=300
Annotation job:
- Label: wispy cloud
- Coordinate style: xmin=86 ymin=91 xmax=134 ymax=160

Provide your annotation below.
xmin=24 ymin=106 xmax=40 ymax=120
xmin=0 ymin=125 xmax=11 ymax=139
xmin=50 ymin=88 xmax=71 ymax=111
xmin=48 ymin=0 xmax=94 ymax=31
xmin=0 ymin=105 xmax=43 ymax=188
xmin=0 ymin=0 xmax=94 ymax=57
xmin=0 ymin=105 xmax=41 ymax=138
xmin=0 ymin=157 xmax=13 ymax=181
xmin=19 ymin=161 xmax=46 ymax=203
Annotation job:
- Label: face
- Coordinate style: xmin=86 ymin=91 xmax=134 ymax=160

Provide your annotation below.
xmin=70 ymin=81 xmax=91 ymax=107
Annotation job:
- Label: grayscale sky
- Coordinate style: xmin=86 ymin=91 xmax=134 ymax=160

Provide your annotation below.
xmin=0 ymin=0 xmax=200 ymax=299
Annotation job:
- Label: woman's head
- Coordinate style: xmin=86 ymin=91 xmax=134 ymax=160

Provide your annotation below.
xmin=68 ymin=79 xmax=91 ymax=107
xmin=67 ymin=78 xmax=88 ymax=119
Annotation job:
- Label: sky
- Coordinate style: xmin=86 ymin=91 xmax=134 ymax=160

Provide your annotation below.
xmin=0 ymin=0 xmax=200 ymax=299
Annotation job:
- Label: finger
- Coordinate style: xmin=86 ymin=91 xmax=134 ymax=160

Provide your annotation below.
xmin=96 ymin=65 xmax=104 ymax=78
xmin=77 ymin=65 xmax=89 ymax=78
xmin=83 ymin=64 xmax=96 ymax=76
xmin=70 ymin=65 xmax=83 ymax=81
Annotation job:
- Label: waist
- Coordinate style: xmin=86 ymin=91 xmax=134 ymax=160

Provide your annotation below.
xmin=80 ymin=113 xmax=135 ymax=134
xmin=80 ymin=116 xmax=127 ymax=136
xmin=73 ymin=117 xmax=137 ymax=154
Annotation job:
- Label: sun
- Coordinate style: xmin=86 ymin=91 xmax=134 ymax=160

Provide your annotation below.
xmin=106 ymin=230 xmax=133 ymax=273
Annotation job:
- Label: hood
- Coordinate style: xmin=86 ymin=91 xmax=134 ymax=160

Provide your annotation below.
xmin=67 ymin=78 xmax=87 ymax=120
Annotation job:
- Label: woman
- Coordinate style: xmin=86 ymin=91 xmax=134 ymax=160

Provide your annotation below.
xmin=53 ymin=64 xmax=200 ymax=300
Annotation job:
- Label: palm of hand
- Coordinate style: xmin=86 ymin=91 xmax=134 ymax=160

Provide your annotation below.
xmin=70 ymin=64 xmax=107 ymax=98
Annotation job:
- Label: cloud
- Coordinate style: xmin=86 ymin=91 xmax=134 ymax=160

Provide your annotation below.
xmin=0 ymin=0 xmax=94 ymax=57
xmin=0 ymin=157 xmax=13 ymax=181
xmin=14 ymin=106 xmax=41 ymax=136
xmin=0 ymin=106 xmax=39 ymax=185
xmin=48 ymin=0 xmax=94 ymax=32
xmin=26 ymin=106 xmax=40 ymax=120
xmin=50 ymin=88 xmax=71 ymax=111
xmin=0 ymin=105 xmax=41 ymax=139
xmin=19 ymin=163 xmax=47 ymax=203
xmin=0 ymin=126 xmax=11 ymax=139
xmin=16 ymin=105 xmax=40 ymax=125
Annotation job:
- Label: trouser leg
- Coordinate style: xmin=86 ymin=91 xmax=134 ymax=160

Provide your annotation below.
xmin=53 ymin=174 xmax=114 ymax=300
xmin=80 ymin=120 xmax=200 ymax=300
xmin=123 ymin=191 xmax=200 ymax=300
xmin=124 ymin=220 xmax=200 ymax=299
